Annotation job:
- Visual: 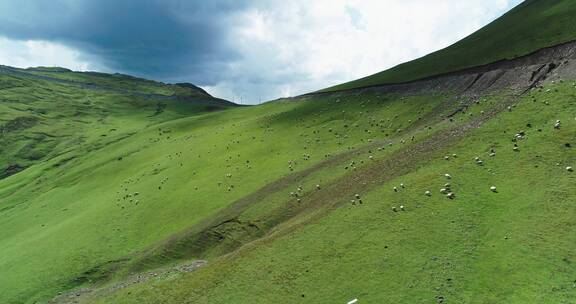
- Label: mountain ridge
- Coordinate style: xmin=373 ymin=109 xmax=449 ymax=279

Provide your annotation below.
xmin=320 ymin=0 xmax=576 ymax=92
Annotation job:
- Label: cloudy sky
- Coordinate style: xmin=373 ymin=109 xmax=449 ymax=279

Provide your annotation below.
xmin=0 ymin=0 xmax=522 ymax=103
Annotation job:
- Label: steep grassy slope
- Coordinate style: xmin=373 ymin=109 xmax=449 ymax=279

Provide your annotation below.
xmin=0 ymin=67 xmax=237 ymax=303
xmin=89 ymin=79 xmax=576 ymax=304
xmin=0 ymin=68 xmax=447 ymax=303
xmin=321 ymin=0 xmax=576 ymax=92
xmin=0 ymin=66 xmax=231 ymax=176
xmin=2 ymin=2 xmax=576 ymax=302
xmin=3 ymin=61 xmax=576 ymax=304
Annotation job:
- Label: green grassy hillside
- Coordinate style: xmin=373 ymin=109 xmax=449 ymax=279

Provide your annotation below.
xmin=0 ymin=67 xmax=237 ymax=302
xmin=321 ymin=0 xmax=576 ymax=92
xmin=82 ymin=80 xmax=575 ymax=304
xmin=1 ymin=63 xmax=575 ymax=304
xmin=1 ymin=2 xmax=576 ymax=303
xmin=0 ymin=67 xmax=448 ymax=303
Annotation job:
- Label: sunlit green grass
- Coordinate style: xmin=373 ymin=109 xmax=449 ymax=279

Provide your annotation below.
xmin=92 ymin=82 xmax=576 ymax=304
xmin=0 ymin=69 xmax=449 ymax=303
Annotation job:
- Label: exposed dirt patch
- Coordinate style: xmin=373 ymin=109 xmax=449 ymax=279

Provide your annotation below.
xmin=0 ymin=164 xmax=27 ymax=180
xmin=304 ymin=40 xmax=576 ymax=97
xmin=0 ymin=116 xmax=39 ymax=135
xmin=48 ymin=260 xmax=207 ymax=304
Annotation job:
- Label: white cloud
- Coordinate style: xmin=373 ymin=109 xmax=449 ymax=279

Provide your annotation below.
xmin=206 ymin=0 xmax=523 ymax=103
xmin=0 ymin=36 xmax=95 ymax=71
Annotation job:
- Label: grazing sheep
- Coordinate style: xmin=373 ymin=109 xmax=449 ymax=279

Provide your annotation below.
xmin=444 ymin=173 xmax=452 ymax=179
xmin=400 ymin=205 xmax=405 ymax=211
xmin=355 ymin=194 xmax=361 ymax=199
xmin=554 ymin=120 xmax=561 ymax=129
xmin=316 ymin=184 xmax=321 ymax=190
xmin=425 ymin=190 xmax=432 ymax=196
xmin=447 ymin=193 xmax=455 ymax=199
xmin=392 ymin=206 xmax=397 ymax=212
xmin=440 ymin=188 xmax=448 ymax=194
xmin=394 ymin=187 xmax=399 ymax=192
xmin=567 ymin=166 xmax=574 ymax=172
xmin=348 ymin=298 xmax=359 ymax=304
xmin=490 ymin=186 xmax=497 ymax=192
xmin=400 ymin=183 xmax=405 ymax=188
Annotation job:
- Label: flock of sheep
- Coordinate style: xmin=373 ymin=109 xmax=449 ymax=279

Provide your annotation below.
xmin=286 ymin=101 xmax=572 ymax=219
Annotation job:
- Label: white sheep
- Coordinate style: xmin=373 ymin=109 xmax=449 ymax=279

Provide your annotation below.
xmin=554 ymin=120 xmax=561 ymax=129
xmin=447 ymin=193 xmax=455 ymax=199
xmin=490 ymin=186 xmax=497 ymax=192
xmin=567 ymin=166 xmax=574 ymax=172
xmin=425 ymin=190 xmax=431 ymax=196
xmin=444 ymin=173 xmax=452 ymax=179
xmin=316 ymin=184 xmax=321 ymax=190
xmin=440 ymin=188 xmax=448 ymax=194
xmin=400 ymin=205 xmax=405 ymax=211
xmin=347 ymin=299 xmax=358 ymax=304
xmin=393 ymin=187 xmax=398 ymax=192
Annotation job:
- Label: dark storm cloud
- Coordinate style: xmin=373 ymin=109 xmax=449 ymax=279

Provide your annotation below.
xmin=0 ymin=0 xmax=249 ymax=85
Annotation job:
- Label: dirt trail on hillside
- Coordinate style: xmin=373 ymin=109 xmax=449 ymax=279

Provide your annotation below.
xmin=48 ymin=260 xmax=207 ymax=304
